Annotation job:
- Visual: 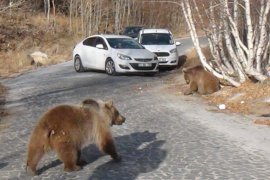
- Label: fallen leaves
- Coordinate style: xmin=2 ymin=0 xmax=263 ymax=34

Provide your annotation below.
xmin=254 ymin=119 xmax=270 ymax=126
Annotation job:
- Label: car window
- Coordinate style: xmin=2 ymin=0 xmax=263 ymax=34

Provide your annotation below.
xmin=94 ymin=37 xmax=108 ymax=50
xmin=141 ymin=33 xmax=174 ymax=45
xmin=106 ymin=38 xmax=144 ymax=49
xmin=82 ymin=37 xmax=96 ymax=46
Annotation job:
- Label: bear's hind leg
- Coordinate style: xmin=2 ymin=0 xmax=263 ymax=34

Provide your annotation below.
xmin=55 ymin=143 xmax=81 ymax=172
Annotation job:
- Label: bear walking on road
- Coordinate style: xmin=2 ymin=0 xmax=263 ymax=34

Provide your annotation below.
xmin=26 ymin=99 xmax=125 ymax=175
xmin=183 ymin=65 xmax=220 ymax=95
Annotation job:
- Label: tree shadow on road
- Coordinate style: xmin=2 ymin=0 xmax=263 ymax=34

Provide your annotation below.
xmin=87 ymin=131 xmax=167 ymax=180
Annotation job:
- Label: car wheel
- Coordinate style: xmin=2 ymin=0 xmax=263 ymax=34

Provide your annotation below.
xmin=74 ymin=56 xmax=84 ymax=72
xmin=105 ymin=59 xmax=117 ymax=75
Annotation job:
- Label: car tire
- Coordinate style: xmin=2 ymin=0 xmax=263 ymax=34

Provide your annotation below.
xmin=105 ymin=59 xmax=117 ymax=75
xmin=74 ymin=56 xmax=84 ymax=72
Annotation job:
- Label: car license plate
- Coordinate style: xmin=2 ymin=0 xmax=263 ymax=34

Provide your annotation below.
xmin=158 ymin=57 xmax=167 ymax=61
xmin=138 ymin=63 xmax=152 ymax=67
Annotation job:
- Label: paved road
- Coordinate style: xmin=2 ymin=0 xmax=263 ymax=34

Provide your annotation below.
xmin=176 ymin=36 xmax=208 ymax=56
xmin=0 ymin=37 xmax=270 ymax=179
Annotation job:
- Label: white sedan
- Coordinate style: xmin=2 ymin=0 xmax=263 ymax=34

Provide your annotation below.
xmin=73 ymin=35 xmax=159 ymax=75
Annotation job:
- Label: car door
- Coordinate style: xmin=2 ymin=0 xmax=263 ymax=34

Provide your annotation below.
xmin=93 ymin=37 xmax=109 ymax=70
xmin=81 ymin=37 xmax=96 ymax=68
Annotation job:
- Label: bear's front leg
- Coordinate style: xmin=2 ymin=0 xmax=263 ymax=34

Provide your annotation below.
xmin=76 ymin=150 xmax=87 ymax=166
xmin=100 ymin=134 xmax=121 ymax=162
xmin=184 ymin=81 xmax=198 ymax=95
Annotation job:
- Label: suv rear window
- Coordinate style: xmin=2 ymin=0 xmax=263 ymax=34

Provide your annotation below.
xmin=122 ymin=26 xmax=143 ymax=38
xmin=141 ymin=33 xmax=174 ymax=45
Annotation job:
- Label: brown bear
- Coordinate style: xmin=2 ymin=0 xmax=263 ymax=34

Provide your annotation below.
xmin=183 ymin=65 xmax=220 ymax=95
xmin=26 ymin=99 xmax=125 ymax=175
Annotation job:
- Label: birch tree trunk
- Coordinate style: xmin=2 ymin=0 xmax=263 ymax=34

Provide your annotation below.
xmin=69 ymin=0 xmax=73 ymax=33
xmin=181 ymin=0 xmax=241 ymax=85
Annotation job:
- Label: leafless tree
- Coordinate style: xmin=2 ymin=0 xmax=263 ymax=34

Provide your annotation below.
xmin=181 ymin=0 xmax=270 ymax=86
xmin=66 ymin=0 xmax=184 ymax=36
xmin=0 ymin=0 xmax=26 ymax=13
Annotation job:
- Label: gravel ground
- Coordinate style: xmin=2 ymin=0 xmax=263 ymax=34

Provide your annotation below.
xmin=0 ymin=60 xmax=270 ymax=179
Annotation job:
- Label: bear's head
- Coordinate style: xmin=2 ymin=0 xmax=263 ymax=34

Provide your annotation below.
xmin=183 ymin=65 xmax=204 ymax=84
xmin=82 ymin=99 xmax=126 ymax=126
xmin=104 ymin=100 xmax=126 ymax=126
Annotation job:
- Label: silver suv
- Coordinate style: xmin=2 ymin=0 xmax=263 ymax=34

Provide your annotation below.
xmin=138 ymin=29 xmax=181 ymax=67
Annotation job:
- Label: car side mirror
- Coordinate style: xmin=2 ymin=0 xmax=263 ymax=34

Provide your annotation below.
xmin=175 ymin=41 xmax=182 ymax=46
xmin=96 ymin=44 xmax=104 ymax=49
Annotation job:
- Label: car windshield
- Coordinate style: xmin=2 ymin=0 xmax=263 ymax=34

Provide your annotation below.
xmin=106 ymin=38 xmax=144 ymax=49
xmin=141 ymin=33 xmax=174 ymax=45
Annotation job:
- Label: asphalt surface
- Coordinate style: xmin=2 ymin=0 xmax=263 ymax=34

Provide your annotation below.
xmin=0 ymin=37 xmax=270 ymax=179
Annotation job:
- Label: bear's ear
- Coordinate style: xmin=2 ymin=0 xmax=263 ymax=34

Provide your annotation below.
xmin=81 ymin=99 xmax=99 ymax=109
xmin=105 ymin=100 xmax=113 ymax=108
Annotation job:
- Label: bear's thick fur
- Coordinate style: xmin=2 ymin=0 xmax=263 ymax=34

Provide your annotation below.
xmin=26 ymin=99 xmax=125 ymax=175
xmin=183 ymin=65 xmax=220 ymax=95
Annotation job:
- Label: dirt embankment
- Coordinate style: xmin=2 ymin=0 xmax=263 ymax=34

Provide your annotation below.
xmin=0 ymin=12 xmax=80 ymax=77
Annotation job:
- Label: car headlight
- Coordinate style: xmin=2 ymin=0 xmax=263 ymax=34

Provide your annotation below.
xmin=117 ymin=53 xmax=132 ymax=60
xmin=154 ymin=56 xmax=158 ymax=61
xmin=170 ymin=48 xmax=177 ymax=53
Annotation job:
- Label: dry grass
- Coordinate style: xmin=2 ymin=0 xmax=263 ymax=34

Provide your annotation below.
xmin=254 ymin=119 xmax=270 ymax=126
xmin=205 ymin=80 xmax=270 ymax=115
xmin=0 ymin=12 xmax=81 ymax=77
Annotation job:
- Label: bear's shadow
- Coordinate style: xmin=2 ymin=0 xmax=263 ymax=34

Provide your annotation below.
xmin=87 ymin=131 xmax=167 ymax=180
xmin=0 ymin=162 xmax=8 ymax=169
xmin=37 ymin=131 xmax=167 ymax=179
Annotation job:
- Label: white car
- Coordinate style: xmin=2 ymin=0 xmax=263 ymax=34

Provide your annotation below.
xmin=73 ymin=35 xmax=159 ymax=75
xmin=137 ymin=29 xmax=181 ymax=67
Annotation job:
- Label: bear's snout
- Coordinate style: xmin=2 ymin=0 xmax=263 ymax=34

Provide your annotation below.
xmin=115 ymin=116 xmax=125 ymax=125
xmin=121 ymin=116 xmax=126 ymax=123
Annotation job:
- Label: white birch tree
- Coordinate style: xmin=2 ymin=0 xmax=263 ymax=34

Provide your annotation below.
xmin=180 ymin=0 xmax=270 ymax=86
